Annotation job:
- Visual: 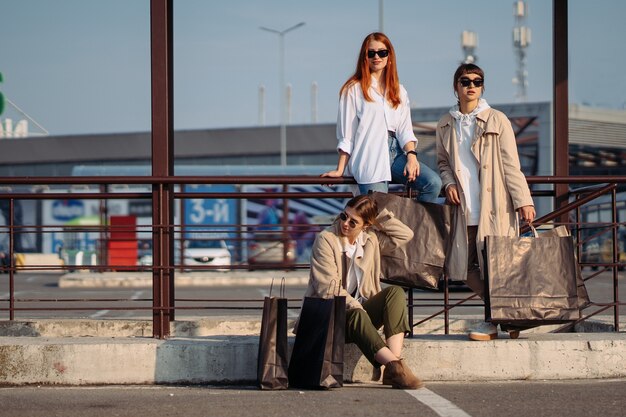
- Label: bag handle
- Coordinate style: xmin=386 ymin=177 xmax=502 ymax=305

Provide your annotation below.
xmin=341 ymin=252 xmax=348 ymax=290
xmin=326 ymin=279 xmax=341 ymax=298
xmin=405 ymin=181 xmax=415 ymax=199
xmin=269 ymin=277 xmax=286 ymax=298
xmin=528 ymin=224 xmax=538 ymax=238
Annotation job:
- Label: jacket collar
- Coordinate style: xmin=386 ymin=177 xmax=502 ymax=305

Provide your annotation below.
xmin=439 ymin=104 xmax=494 ymax=128
xmin=331 ymin=219 xmax=374 ymax=251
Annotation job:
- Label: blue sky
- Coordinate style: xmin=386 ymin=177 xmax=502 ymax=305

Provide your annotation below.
xmin=1 ymin=0 xmax=625 ymax=136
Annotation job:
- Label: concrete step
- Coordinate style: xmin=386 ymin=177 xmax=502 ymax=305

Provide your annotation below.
xmin=1 ymin=332 xmax=625 ymax=385
xmin=0 ymin=318 xmax=624 ymax=385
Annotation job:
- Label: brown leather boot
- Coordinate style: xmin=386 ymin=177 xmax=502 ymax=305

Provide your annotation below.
xmin=382 ymin=359 xmax=424 ymax=389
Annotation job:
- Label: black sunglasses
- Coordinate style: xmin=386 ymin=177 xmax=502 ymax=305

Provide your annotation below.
xmin=458 ymin=77 xmax=484 ymax=88
xmin=367 ymin=49 xmax=389 ymax=59
xmin=339 ymin=212 xmax=359 ymax=229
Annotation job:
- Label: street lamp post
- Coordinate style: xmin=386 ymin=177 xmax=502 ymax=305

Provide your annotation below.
xmin=260 ymin=22 xmax=305 ymax=166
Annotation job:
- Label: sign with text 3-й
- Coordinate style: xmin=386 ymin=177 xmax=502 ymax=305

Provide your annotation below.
xmin=183 ymin=184 xmax=238 ymax=240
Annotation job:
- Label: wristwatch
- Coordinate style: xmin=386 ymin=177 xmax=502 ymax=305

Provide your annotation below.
xmin=406 ymin=150 xmax=417 ymax=157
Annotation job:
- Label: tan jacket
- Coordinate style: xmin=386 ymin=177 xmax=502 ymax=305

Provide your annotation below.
xmin=302 ymin=208 xmax=413 ymax=311
xmin=436 ymin=107 xmax=534 ymax=280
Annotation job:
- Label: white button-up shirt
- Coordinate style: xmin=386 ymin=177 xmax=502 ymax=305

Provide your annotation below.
xmin=336 ymin=77 xmax=417 ymax=184
xmin=449 ymin=99 xmax=491 ymax=225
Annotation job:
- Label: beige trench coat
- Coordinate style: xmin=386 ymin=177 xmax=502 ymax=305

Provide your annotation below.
xmin=302 ymin=208 xmax=413 ymax=309
xmin=436 ymin=107 xmax=534 ymax=281
xmin=292 ymin=208 xmax=412 ymax=334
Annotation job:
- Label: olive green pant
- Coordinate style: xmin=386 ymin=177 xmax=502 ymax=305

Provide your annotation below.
xmin=345 ymin=286 xmax=410 ymax=367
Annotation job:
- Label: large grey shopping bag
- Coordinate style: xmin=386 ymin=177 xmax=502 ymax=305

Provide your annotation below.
xmin=484 ymin=227 xmax=581 ymax=325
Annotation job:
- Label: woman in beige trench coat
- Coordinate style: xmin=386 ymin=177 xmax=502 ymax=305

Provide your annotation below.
xmin=436 ymin=63 xmax=536 ymax=341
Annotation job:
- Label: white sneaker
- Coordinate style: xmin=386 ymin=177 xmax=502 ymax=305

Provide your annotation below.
xmin=468 ymin=322 xmax=498 ymax=341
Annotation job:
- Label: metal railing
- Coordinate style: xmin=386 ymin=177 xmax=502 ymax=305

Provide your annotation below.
xmin=0 ymin=175 xmax=624 ymax=338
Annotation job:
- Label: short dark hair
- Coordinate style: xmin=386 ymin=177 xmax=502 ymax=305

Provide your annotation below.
xmin=453 ymin=63 xmax=485 ymax=92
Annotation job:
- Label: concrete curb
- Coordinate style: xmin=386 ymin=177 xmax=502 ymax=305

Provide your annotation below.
xmin=1 ymin=333 xmax=626 ymax=385
xmin=58 ymin=271 xmax=310 ymax=288
xmin=0 ymin=318 xmax=624 ymax=385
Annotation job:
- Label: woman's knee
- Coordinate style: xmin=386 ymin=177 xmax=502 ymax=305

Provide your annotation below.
xmin=385 ymin=285 xmax=406 ymax=303
xmin=422 ymin=171 xmax=442 ymax=193
xmin=346 ymin=308 xmax=370 ymax=331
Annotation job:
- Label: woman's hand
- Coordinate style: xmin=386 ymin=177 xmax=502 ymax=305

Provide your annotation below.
xmin=518 ymin=205 xmax=536 ymax=224
xmin=445 ymin=184 xmax=461 ymax=205
xmin=403 ymin=156 xmax=420 ymax=182
xmin=321 ymin=170 xmax=344 ymax=187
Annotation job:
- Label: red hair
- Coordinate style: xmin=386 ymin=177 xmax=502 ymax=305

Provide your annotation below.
xmin=339 ymin=32 xmax=401 ymax=109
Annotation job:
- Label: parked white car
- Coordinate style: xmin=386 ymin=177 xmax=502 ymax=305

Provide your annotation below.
xmin=182 ymin=239 xmax=231 ymax=271
xmin=247 ymin=233 xmax=296 ymax=270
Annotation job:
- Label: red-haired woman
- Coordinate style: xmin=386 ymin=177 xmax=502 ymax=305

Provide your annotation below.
xmin=322 ymin=32 xmax=441 ymax=202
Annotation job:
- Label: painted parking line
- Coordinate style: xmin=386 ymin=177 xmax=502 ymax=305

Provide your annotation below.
xmin=91 ymin=290 xmax=145 ymax=318
xmin=406 ymin=388 xmax=472 ymax=417
xmin=90 ymin=309 xmax=110 ymax=318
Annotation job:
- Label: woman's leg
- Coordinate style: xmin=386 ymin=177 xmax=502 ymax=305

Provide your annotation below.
xmin=345 ymin=308 xmax=388 ymax=367
xmin=356 ymin=182 xmax=388 ymax=196
xmin=386 ymin=332 xmax=404 ymax=359
xmin=349 ymin=287 xmax=423 ymax=389
xmin=390 ymin=153 xmax=442 ymax=203
xmin=362 ymin=286 xmax=410 ymax=358
xmin=465 ymin=226 xmax=484 ymax=299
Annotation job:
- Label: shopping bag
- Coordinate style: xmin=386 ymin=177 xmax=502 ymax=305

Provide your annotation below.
xmin=288 ymin=284 xmax=345 ymax=389
xmin=257 ymin=278 xmax=289 ymax=390
xmin=484 ymin=226 xmax=581 ymax=325
xmin=372 ymin=191 xmax=453 ymax=289
xmin=542 ymin=226 xmax=591 ymax=309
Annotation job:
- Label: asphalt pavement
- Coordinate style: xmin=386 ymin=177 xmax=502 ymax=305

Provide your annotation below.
xmin=1 ymin=380 xmax=625 ymax=417
xmin=2 ymin=269 xmax=624 ymax=321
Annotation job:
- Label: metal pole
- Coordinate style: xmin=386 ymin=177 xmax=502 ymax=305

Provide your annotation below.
xmin=150 ymin=0 xmax=174 ymax=339
xmin=279 ymin=34 xmax=286 ymax=166
xmin=553 ymin=0 xmax=569 ymax=226
xmin=9 ymin=199 xmax=14 ymax=320
xmin=260 ymin=22 xmax=305 ymax=166
xmin=379 ymin=0 xmax=384 ymax=32
xmin=612 ymin=189 xmax=620 ymax=331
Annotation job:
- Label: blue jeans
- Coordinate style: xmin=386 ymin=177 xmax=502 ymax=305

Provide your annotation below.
xmin=356 ymin=135 xmax=442 ymax=203
xmin=389 ymin=136 xmax=442 ymax=203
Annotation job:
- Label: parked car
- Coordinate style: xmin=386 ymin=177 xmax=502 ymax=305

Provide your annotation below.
xmin=581 ymin=234 xmax=626 ymax=271
xmin=137 ymin=240 xmax=153 ymax=266
xmin=247 ymin=233 xmax=296 ymax=270
xmin=182 ymin=239 xmax=231 ymax=271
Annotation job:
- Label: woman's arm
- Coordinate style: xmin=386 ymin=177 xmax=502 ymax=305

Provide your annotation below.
xmin=396 ymin=90 xmax=420 ymax=180
xmin=497 ymin=115 xmax=534 ymax=211
xmin=321 ymin=151 xmax=350 ymax=179
xmin=436 ymin=121 xmax=456 ymax=189
xmin=323 ymin=86 xmax=357 ymax=181
xmin=372 ymin=208 xmax=413 ymax=256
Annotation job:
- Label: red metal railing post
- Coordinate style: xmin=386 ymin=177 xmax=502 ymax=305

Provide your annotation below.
xmin=9 ymin=199 xmax=15 ymax=320
xmin=553 ymin=0 xmax=569 ymax=227
xmin=282 ymin=183 xmax=289 ymax=268
xmin=611 ymin=189 xmax=620 ymax=331
xmin=99 ymin=184 xmax=108 ymax=271
xmin=150 ymin=0 xmax=175 ymax=338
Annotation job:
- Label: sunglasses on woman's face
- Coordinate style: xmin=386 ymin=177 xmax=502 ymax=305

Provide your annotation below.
xmin=339 ymin=212 xmax=359 ymax=229
xmin=458 ymin=77 xmax=484 ymax=88
xmin=367 ymin=49 xmax=389 ymax=59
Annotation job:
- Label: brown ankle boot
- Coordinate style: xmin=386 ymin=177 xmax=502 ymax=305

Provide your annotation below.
xmin=382 ymin=359 xmax=424 ymax=389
